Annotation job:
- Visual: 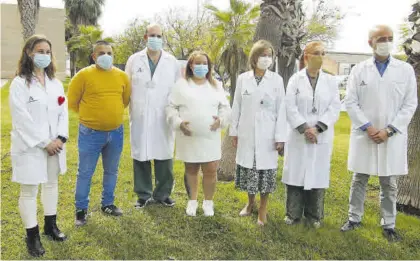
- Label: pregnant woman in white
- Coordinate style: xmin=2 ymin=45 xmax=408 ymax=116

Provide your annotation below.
xmin=166 ymin=51 xmax=231 ymax=217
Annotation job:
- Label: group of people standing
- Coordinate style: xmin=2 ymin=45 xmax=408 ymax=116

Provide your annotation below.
xmin=8 ymin=23 xmax=417 ymax=257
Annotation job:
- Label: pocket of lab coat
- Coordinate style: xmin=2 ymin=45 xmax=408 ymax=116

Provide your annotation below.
xmin=391 ymin=82 xmax=405 ymax=97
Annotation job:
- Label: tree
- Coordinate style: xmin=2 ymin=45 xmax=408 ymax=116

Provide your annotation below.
xmin=67 ymin=25 xmax=113 ymax=69
xmin=17 ymin=0 xmax=40 ymax=40
xmin=113 ymin=18 xmax=149 ymax=65
xmin=254 ymin=0 xmax=305 ymax=87
xmin=64 ymin=0 xmax=105 ymax=76
xmin=398 ymin=1 xmax=420 ymax=213
xmin=206 ymin=0 xmax=260 ymax=181
xmin=303 ymin=0 xmax=344 ymax=44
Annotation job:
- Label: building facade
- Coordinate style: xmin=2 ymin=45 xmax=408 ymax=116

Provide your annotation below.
xmin=1 ymin=3 xmax=66 ymax=80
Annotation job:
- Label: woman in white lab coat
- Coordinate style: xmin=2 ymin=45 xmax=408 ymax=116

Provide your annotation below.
xmin=9 ymin=35 xmax=68 ymax=257
xmin=230 ymin=40 xmax=288 ymax=226
xmin=282 ymin=41 xmax=341 ymax=228
xmin=167 ymin=51 xmax=231 ymax=217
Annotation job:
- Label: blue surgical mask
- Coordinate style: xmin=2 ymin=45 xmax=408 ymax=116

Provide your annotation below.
xmin=147 ymin=37 xmax=163 ymax=51
xmin=193 ymin=64 xmax=209 ymax=78
xmin=33 ymin=54 xmax=51 ymax=69
xmin=97 ymin=54 xmax=113 ymax=70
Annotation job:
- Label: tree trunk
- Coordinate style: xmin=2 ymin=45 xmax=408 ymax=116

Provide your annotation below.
xmin=217 ymin=130 xmax=237 ymax=181
xmin=217 ymin=71 xmax=239 ymax=181
xmin=17 ymin=0 xmax=40 ymax=40
xmin=70 ymin=51 xmax=77 ymax=77
xmin=397 ymin=76 xmax=420 ymax=211
xmin=277 ymin=55 xmax=297 ymax=88
xmin=397 ymin=1 xmax=420 ymax=214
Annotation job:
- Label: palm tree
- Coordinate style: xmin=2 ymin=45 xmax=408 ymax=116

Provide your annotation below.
xmin=17 ymin=0 xmax=40 ymax=40
xmin=206 ymin=0 xmax=260 ymax=103
xmin=67 ymin=25 xmax=113 ymax=69
xmin=398 ymin=1 xmax=420 ymax=213
xmin=63 ymin=0 xmax=105 ymax=76
xmin=205 ymin=0 xmax=260 ymax=181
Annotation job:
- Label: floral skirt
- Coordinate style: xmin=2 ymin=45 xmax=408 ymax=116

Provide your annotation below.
xmin=235 ymin=161 xmax=277 ymax=195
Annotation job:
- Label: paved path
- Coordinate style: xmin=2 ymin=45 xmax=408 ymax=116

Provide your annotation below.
xmin=1 ymin=79 xmax=10 ymax=88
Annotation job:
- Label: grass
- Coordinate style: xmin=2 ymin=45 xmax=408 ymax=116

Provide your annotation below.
xmin=1 ymin=80 xmax=420 ymax=260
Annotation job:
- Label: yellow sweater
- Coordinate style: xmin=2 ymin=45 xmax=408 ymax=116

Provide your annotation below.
xmin=67 ymin=65 xmax=131 ymax=131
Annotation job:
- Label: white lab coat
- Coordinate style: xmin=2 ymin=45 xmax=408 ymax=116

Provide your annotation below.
xmin=125 ymin=49 xmax=181 ymax=161
xmin=230 ymin=70 xmax=288 ymax=170
xmin=282 ymin=69 xmax=341 ymax=190
xmin=166 ymin=78 xmax=231 ymax=163
xmin=345 ymin=57 xmax=418 ymax=176
xmin=9 ymin=76 xmax=68 ymax=185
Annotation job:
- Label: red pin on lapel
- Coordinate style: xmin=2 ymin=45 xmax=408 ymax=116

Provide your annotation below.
xmin=58 ymin=96 xmax=65 ymax=106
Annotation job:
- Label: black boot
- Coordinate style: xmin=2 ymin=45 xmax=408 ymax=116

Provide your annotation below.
xmin=44 ymin=215 xmax=67 ymax=241
xmin=26 ymin=225 xmax=45 ymax=257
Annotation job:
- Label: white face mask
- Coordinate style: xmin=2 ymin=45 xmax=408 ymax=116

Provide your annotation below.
xmin=257 ymin=56 xmax=273 ymax=70
xmin=375 ymin=42 xmax=393 ymax=57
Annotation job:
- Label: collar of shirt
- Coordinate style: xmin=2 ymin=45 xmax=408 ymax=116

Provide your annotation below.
xmin=374 ymin=56 xmax=390 ymax=76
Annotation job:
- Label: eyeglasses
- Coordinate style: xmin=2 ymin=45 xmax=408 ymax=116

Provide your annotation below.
xmin=376 ymin=36 xmax=393 ymax=43
xmin=308 ymin=51 xmax=325 ymax=56
xmin=148 ymin=34 xmax=162 ymax=38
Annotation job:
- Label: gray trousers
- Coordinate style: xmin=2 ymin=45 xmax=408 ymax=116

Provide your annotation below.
xmin=348 ymin=173 xmax=397 ymax=229
xmin=286 ymin=185 xmax=325 ymax=222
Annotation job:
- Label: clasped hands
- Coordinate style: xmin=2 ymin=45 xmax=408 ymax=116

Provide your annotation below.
xmin=304 ymin=127 xmax=318 ymax=144
xmin=366 ymin=126 xmax=389 ymax=144
xmin=180 ymin=116 xmax=221 ymax=136
xmin=45 ymin=139 xmax=64 ymax=156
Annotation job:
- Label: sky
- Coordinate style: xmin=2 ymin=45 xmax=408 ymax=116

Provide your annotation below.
xmin=0 ymin=0 xmax=415 ymax=53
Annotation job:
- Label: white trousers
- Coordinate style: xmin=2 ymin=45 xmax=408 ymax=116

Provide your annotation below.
xmin=19 ymin=155 xmax=60 ymax=228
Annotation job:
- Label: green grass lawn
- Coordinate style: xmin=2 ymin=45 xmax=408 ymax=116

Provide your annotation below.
xmin=1 ymin=80 xmax=420 ymax=260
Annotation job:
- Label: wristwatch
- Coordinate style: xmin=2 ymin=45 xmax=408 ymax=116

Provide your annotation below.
xmin=315 ymin=125 xmax=324 ymax=134
xmin=386 ymin=127 xmax=396 ymax=137
xmin=57 ymin=135 xmax=67 ymax=143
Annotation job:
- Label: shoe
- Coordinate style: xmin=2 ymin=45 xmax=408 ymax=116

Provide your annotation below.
xmin=186 ymin=200 xmax=198 ymax=216
xmin=75 ymin=209 xmax=88 ymax=227
xmin=202 ymin=200 xmax=214 ymax=217
xmin=383 ymin=228 xmax=402 ymax=242
xmin=239 ymin=204 xmax=254 ymax=217
xmin=284 ymin=216 xmax=299 ymax=225
xmin=25 ymin=225 xmax=45 ymax=257
xmin=44 ymin=215 xmax=67 ymax=241
xmin=157 ymin=197 xmax=176 ymax=207
xmin=101 ymin=205 xmax=123 ymax=216
xmin=340 ymin=220 xmax=361 ymax=232
xmin=312 ymin=221 xmax=321 ymax=229
xmin=134 ymin=198 xmax=151 ymax=209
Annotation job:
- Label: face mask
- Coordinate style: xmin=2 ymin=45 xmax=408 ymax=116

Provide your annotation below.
xmin=375 ymin=42 xmax=393 ymax=57
xmin=193 ymin=64 xmax=209 ymax=78
xmin=33 ymin=53 xmax=51 ymax=69
xmin=257 ymin=56 xmax=272 ymax=70
xmin=307 ymin=55 xmax=323 ymax=70
xmin=147 ymin=37 xmax=163 ymax=51
xmin=96 ymin=54 xmax=113 ymax=70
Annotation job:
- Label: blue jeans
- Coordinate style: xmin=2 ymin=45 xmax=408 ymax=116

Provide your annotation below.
xmin=75 ymin=124 xmax=123 ymax=210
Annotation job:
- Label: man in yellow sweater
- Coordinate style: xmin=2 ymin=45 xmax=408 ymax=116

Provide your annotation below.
xmin=67 ymin=40 xmax=131 ymax=226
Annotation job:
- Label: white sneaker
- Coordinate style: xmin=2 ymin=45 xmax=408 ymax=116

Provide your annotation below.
xmin=186 ymin=200 xmax=198 ymax=216
xmin=202 ymin=200 xmax=214 ymax=217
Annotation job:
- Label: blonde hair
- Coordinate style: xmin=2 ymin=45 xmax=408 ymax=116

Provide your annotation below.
xmin=299 ymin=41 xmax=325 ymax=70
xmin=249 ymin=40 xmax=275 ymax=70
xmin=185 ymin=50 xmax=217 ymax=87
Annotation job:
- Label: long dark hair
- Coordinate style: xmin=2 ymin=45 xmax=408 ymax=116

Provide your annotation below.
xmin=185 ymin=51 xmax=217 ymax=87
xmin=17 ymin=35 xmax=56 ymax=85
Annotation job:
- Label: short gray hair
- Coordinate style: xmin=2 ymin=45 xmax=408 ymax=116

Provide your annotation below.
xmin=368 ymin=25 xmax=393 ymax=40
